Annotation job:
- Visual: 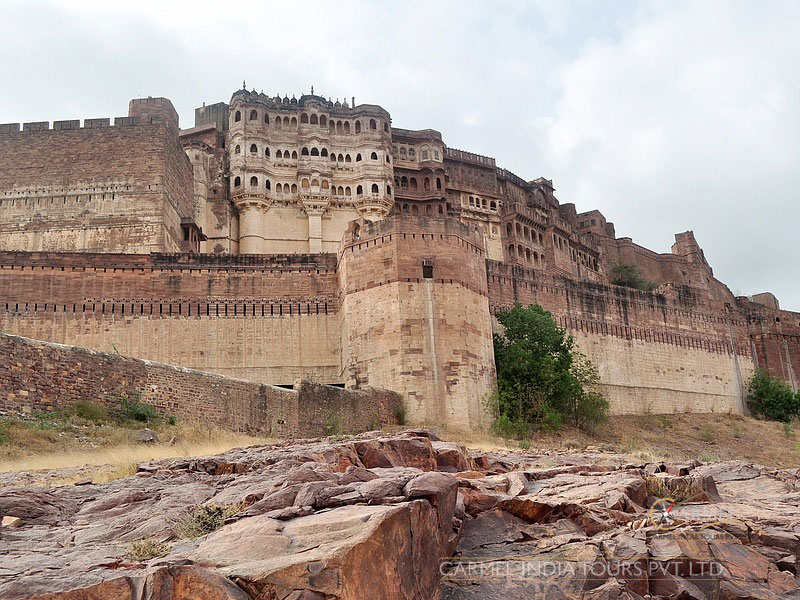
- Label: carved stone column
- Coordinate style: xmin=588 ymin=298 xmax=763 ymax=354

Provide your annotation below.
xmin=301 ymin=196 xmax=330 ymax=253
xmin=233 ymin=194 xmax=270 ymax=254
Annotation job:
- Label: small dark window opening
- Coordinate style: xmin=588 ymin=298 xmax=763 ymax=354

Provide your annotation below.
xmin=422 ymin=259 xmax=434 ymax=279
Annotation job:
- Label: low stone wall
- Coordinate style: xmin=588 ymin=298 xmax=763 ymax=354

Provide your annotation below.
xmin=0 ymin=333 xmax=401 ymax=437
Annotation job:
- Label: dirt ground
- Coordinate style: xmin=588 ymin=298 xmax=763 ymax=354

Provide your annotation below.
xmin=457 ymin=412 xmax=800 ymax=468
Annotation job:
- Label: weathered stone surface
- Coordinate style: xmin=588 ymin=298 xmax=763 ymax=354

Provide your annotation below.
xmin=2 ymin=433 xmax=800 ymax=599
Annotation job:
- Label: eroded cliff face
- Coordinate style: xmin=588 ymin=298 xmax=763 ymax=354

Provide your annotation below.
xmin=1 ymin=432 xmax=799 ymax=599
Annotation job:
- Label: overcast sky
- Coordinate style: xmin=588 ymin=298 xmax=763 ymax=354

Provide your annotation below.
xmin=3 ymin=0 xmax=799 ymax=308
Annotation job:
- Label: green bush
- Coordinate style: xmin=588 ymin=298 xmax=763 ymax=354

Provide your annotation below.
xmin=610 ymin=263 xmax=657 ymax=291
xmin=72 ymin=401 xmax=108 ymax=424
xmin=746 ymin=369 xmax=800 ymax=423
xmin=493 ymin=303 xmax=609 ymax=434
xmin=110 ymin=392 xmax=160 ymax=424
xmin=492 ymin=413 xmax=529 ymax=439
xmin=394 ymin=402 xmax=407 ymax=426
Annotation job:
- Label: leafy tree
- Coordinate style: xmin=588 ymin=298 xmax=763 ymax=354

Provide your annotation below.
xmin=747 ymin=369 xmax=799 ymax=423
xmin=610 ymin=263 xmax=657 ymax=291
xmin=492 ymin=303 xmax=608 ymax=435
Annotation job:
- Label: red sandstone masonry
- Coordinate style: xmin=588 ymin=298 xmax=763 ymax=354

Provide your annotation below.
xmin=0 ymin=333 xmax=400 ymax=437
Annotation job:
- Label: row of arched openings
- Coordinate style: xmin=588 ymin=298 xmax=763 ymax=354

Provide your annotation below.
xmin=233 ymin=109 xmax=389 ymax=134
xmin=393 ymin=176 xmax=443 ymax=191
xmin=233 ymin=144 xmax=386 ymax=164
xmin=232 ymin=176 xmax=389 ymax=197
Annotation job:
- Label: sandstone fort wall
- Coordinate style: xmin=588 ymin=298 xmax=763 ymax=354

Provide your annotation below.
xmin=0 ymin=333 xmax=399 ymax=437
xmin=339 ymin=217 xmax=495 ymax=431
xmin=0 ymin=99 xmax=194 ymax=253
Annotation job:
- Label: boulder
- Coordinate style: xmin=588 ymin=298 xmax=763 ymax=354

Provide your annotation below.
xmin=137 ymin=428 xmax=159 ymax=444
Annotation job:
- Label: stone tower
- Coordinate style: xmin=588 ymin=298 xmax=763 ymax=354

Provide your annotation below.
xmin=338 ymin=215 xmax=496 ymax=431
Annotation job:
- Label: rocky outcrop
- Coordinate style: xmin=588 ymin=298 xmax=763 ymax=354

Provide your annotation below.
xmin=1 ymin=433 xmax=799 ymax=599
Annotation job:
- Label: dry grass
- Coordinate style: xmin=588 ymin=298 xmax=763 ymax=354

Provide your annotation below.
xmin=174 ymin=503 xmax=244 ymax=539
xmin=450 ymin=413 xmax=800 ymax=468
xmin=0 ymin=421 xmax=271 ymax=484
xmin=126 ymin=537 xmax=170 ymax=562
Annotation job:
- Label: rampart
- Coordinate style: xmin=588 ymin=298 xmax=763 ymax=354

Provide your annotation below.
xmin=486 ymin=260 xmax=756 ymax=413
xmin=0 ymin=98 xmax=195 ymax=254
xmin=0 ymin=333 xmax=400 ymax=437
xmin=0 ymin=251 xmax=342 ymax=384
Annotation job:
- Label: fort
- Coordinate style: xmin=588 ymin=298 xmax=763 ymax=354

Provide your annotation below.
xmin=0 ymin=86 xmax=798 ymax=432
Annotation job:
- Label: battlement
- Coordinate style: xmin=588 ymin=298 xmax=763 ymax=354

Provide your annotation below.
xmin=445 ymin=147 xmax=496 ymax=167
xmin=0 ymin=115 xmax=171 ymax=135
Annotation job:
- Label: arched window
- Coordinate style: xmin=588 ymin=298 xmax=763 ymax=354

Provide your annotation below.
xmin=386 ymin=156 xmax=390 ymax=163
xmin=436 ymin=177 xmax=442 ymax=190
xmin=371 ymin=152 xmax=378 ymax=160
xmin=490 ymin=200 xmax=496 ymax=210
xmin=290 ymin=117 xmax=297 ymax=127
xmin=337 ymin=186 xmax=344 ymax=195
xmin=320 ymin=115 xmax=327 ymax=127
xmin=311 ymin=178 xmax=319 ymax=188
xmin=356 ymin=185 xmax=363 ymax=196
xmin=276 ymin=183 xmax=283 ymax=194
xmin=310 ymin=114 xmax=318 ymax=125
xmin=426 ymin=204 xmax=432 ymax=215
xmin=408 ymin=148 xmax=416 ymax=160
xmin=386 ymin=185 xmax=392 ymax=195
xmin=412 ymin=204 xmax=419 ymax=214
xmin=538 ymin=233 xmax=543 ymax=244
xmin=355 ymin=120 xmax=362 ymax=133
xmin=321 ymin=148 xmax=328 ymax=157
xmin=250 ymin=176 xmax=258 ymax=187
xmin=291 ymin=184 xmax=297 ymax=193
xmin=321 ymin=180 xmax=329 ymax=190
xmin=250 ymin=144 xmax=257 ymax=154
xmin=482 ymin=198 xmax=487 ymax=209
xmin=410 ymin=177 xmax=417 ymax=189
xmin=274 ymin=117 xmax=282 ymax=129
xmin=291 ymin=151 xmax=298 ymax=159
xmin=338 ymin=153 xmax=344 ymax=162
xmin=518 ymin=244 xmax=524 ymax=258
xmin=384 ymin=122 xmax=389 ymax=132
xmin=401 ymin=176 xmax=408 ymax=188
xmin=264 ymin=114 xmax=269 ymax=124
xmin=249 ymin=110 xmax=258 ymax=121
xmin=343 ymin=121 xmax=350 ymax=134
xmin=400 ymin=147 xmax=407 ymax=157
xmin=330 ymin=153 xmax=337 ymax=162
xmin=336 ymin=121 xmax=343 ymax=134
xmin=345 ymin=154 xmax=351 ymax=163
xmin=469 ymin=196 xmax=475 ymax=206
xmin=234 ymin=145 xmax=241 ymax=154
xmin=394 ymin=177 xmax=400 ymax=187
xmin=424 ymin=177 xmax=430 ymax=190
xmin=234 ymin=176 xmax=241 ymax=187
xmin=402 ymin=203 xmax=409 ymax=213
xmin=276 ymin=149 xmax=283 ymax=159
xmin=301 ymin=147 xmax=309 ymax=156
xmin=330 ymin=121 xmax=336 ymax=133
xmin=311 ymin=147 xmax=319 ymax=156
xmin=345 ymin=186 xmax=351 ymax=196
xmin=356 ymin=153 xmax=362 ymax=162
xmin=265 ymin=147 xmax=270 ymax=157
xmin=265 ymin=179 xmax=271 ymax=190
xmin=283 ymin=116 xmax=290 ymax=127
xmin=301 ymin=113 xmax=309 ymax=124
xmin=526 ymin=248 xmax=531 ymax=263
xmin=369 ymin=119 xmax=376 ymax=130
xmin=438 ymin=205 xmax=444 ymax=214
xmin=371 ymin=183 xmax=379 ymax=194
xmin=301 ymin=178 xmax=310 ymax=189
xmin=234 ymin=111 xmax=241 ymax=122
xmin=506 ymin=224 xmax=512 ymax=237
